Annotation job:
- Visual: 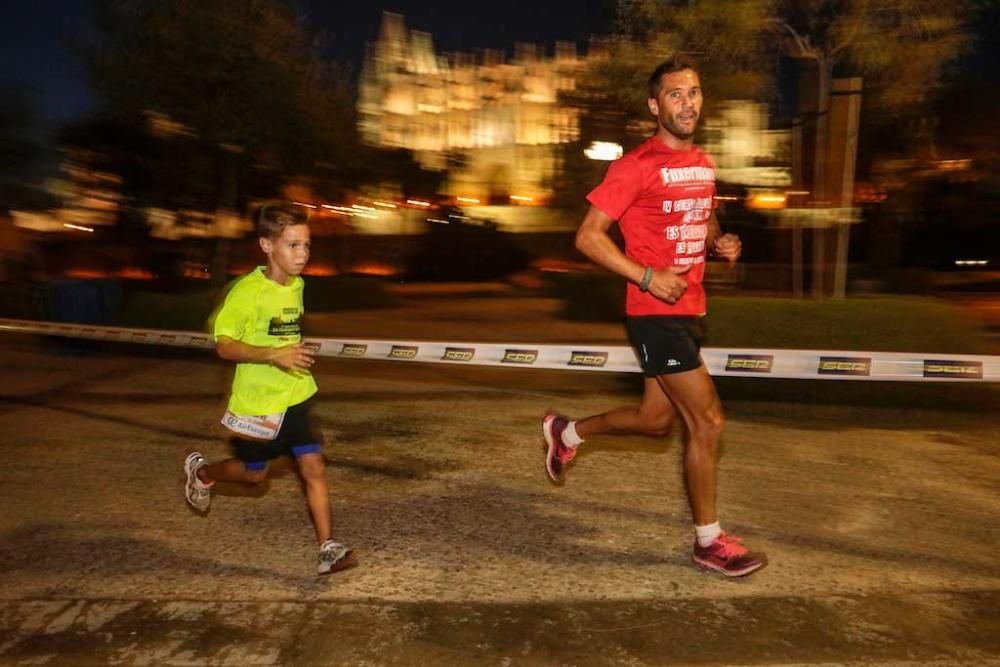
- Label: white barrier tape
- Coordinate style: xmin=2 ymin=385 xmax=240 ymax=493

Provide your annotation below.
xmin=1 ymin=318 xmax=997 ymax=382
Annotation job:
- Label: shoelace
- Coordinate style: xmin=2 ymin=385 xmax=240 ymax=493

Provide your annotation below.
xmin=558 ymin=444 xmax=577 ymax=463
xmin=320 ymin=542 xmax=348 ymax=563
xmin=712 ymin=533 xmax=748 ymax=558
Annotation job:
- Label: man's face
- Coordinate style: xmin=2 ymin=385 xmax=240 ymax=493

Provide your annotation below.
xmin=648 ymin=69 xmax=703 ymax=141
xmin=261 ymin=223 xmax=311 ymax=284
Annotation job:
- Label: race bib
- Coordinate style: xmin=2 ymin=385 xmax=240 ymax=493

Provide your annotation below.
xmin=221 ymin=410 xmax=286 ymax=440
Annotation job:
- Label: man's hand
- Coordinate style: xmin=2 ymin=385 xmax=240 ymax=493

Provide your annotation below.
xmin=269 ymin=343 xmax=315 ymax=371
xmin=647 ymin=264 xmax=692 ymax=304
xmin=712 ymin=233 xmax=742 ymax=263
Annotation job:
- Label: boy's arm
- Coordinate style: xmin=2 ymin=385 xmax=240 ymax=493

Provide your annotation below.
xmin=216 ymin=336 xmax=314 ymax=371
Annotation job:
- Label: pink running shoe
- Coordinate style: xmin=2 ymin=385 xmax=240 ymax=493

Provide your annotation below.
xmin=692 ymin=531 xmax=768 ymax=577
xmin=542 ymin=413 xmax=577 ymax=484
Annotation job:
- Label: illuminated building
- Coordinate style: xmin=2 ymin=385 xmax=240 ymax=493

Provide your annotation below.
xmin=360 ymin=13 xmax=791 ymax=231
xmin=359 ymin=12 xmax=590 ymax=211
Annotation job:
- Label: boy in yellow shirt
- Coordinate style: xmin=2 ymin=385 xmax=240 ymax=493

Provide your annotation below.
xmin=184 ymin=204 xmax=356 ymax=576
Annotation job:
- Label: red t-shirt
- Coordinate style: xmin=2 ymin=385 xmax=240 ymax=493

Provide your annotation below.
xmin=587 ymin=136 xmax=716 ymax=316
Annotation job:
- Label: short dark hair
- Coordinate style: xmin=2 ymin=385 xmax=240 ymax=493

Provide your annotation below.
xmin=256 ymin=203 xmax=309 ymax=240
xmin=648 ymin=55 xmax=700 ymax=98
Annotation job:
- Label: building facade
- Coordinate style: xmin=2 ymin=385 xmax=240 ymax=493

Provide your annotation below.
xmin=359 ymin=13 xmax=591 ymax=207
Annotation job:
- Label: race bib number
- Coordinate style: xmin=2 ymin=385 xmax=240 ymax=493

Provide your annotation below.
xmin=221 ymin=410 xmax=286 ymax=441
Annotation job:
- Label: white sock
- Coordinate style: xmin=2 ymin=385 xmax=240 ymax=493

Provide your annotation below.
xmin=563 ymin=421 xmax=584 ymax=448
xmin=695 ymin=521 xmax=722 ymax=547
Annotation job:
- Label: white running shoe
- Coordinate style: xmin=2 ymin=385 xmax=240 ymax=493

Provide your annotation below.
xmin=184 ymin=452 xmax=212 ymax=513
xmin=317 ymin=540 xmax=358 ymax=576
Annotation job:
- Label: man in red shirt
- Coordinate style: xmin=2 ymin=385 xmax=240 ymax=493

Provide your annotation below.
xmin=543 ymin=56 xmax=767 ymax=577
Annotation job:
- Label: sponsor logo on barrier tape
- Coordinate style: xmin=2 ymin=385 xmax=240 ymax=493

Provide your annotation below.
xmin=568 ymin=351 xmax=609 ymax=367
xmin=303 ymin=342 xmax=321 ymax=353
xmin=443 ymin=347 xmax=475 ymax=362
xmin=818 ymin=356 xmax=871 ymax=376
xmin=725 ymin=354 xmax=774 ymax=373
xmin=502 ymin=348 xmax=539 ymax=364
xmin=923 ymin=359 xmax=983 ymax=379
xmin=1 ymin=318 xmax=995 ymax=382
xmin=389 ymin=345 xmax=419 ymax=359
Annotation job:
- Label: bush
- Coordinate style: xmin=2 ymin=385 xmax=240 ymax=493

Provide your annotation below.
xmin=546 ymin=271 xmax=623 ymax=322
xmin=113 ymin=274 xmax=397 ymax=332
xmin=304 ymin=275 xmax=397 ymax=312
xmin=406 ymin=225 xmax=529 ymax=281
xmin=115 ymin=288 xmax=219 ymax=331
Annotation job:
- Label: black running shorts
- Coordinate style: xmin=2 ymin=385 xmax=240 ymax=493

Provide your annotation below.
xmin=625 ymin=316 xmax=706 ymax=376
xmin=231 ymin=398 xmax=324 ymax=469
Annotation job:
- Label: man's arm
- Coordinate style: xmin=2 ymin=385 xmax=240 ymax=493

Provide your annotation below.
xmin=708 ymin=211 xmax=741 ymax=263
xmin=216 ymin=336 xmax=314 ymax=371
xmin=575 ymin=205 xmax=646 ymax=286
xmin=575 ymin=205 xmax=691 ymax=305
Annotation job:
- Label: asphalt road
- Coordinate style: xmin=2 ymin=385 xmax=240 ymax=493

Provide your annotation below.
xmin=1 ymin=296 xmax=998 ymax=666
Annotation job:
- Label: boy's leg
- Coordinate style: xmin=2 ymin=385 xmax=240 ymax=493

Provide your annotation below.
xmin=294 ymin=446 xmax=358 ymax=575
xmin=294 ymin=449 xmax=332 ymax=545
xmin=200 ymin=458 xmax=269 ymax=485
xmin=184 ymin=438 xmax=270 ymax=512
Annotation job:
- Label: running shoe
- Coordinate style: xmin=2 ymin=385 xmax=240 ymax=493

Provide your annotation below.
xmin=184 ymin=452 xmax=212 ymax=513
xmin=692 ymin=531 xmax=768 ymax=577
xmin=317 ymin=540 xmax=358 ymax=576
xmin=543 ymin=412 xmax=578 ymax=484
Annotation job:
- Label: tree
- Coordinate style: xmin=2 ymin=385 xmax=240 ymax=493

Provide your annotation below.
xmin=600 ymin=0 xmax=778 ymax=124
xmin=0 ymin=83 xmax=47 ymax=211
xmin=608 ymin=0 xmax=970 ymax=198
xmin=78 ymin=0 xmax=357 ymax=279
xmin=82 ymin=0 xmax=356 ymax=176
xmin=596 ymin=0 xmax=971 ymax=297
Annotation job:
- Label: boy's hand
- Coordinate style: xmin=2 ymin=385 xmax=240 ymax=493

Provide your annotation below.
xmin=269 ymin=343 xmax=315 ymax=371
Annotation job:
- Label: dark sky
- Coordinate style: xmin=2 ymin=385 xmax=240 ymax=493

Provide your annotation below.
xmin=0 ymin=0 xmax=617 ymax=126
xmin=1 ymin=2 xmax=93 ymax=124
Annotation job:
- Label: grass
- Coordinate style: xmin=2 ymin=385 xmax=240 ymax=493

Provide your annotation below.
xmin=705 ymin=295 xmax=994 ymax=354
xmin=549 ymin=273 xmax=994 ymax=355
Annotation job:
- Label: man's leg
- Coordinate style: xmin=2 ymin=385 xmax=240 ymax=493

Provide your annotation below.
xmin=576 ymin=376 xmax=676 ymax=438
xmin=654 ymin=366 xmax=722 ymax=526
xmin=656 ymin=365 xmax=767 ymax=577
xmin=544 ymin=377 xmax=675 ymax=483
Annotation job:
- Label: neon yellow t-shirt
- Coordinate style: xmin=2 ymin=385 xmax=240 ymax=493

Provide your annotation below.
xmin=212 ymin=267 xmax=318 ymax=415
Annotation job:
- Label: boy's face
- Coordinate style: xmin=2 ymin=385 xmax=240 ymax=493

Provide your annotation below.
xmin=260 ymin=223 xmax=310 ymax=284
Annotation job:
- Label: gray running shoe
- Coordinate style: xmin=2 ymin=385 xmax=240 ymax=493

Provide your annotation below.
xmin=184 ymin=452 xmax=211 ymax=513
xmin=317 ymin=540 xmax=358 ymax=576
